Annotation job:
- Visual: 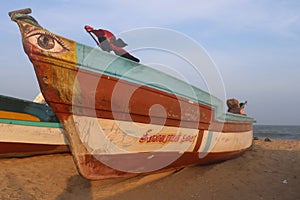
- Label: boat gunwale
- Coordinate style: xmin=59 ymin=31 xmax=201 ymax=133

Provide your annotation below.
xmin=0 ymin=118 xmax=62 ymax=128
xmin=29 ymin=54 xmax=254 ymax=124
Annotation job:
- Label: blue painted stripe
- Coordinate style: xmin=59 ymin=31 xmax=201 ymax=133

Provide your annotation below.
xmin=0 ymin=118 xmax=62 ymax=128
xmin=0 ymin=95 xmax=59 ymax=122
xmin=203 ymin=131 xmax=213 ymax=152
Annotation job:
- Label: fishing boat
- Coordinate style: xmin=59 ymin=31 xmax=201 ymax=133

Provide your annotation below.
xmin=10 ymin=8 xmax=254 ymax=179
xmin=0 ymin=95 xmax=68 ymax=157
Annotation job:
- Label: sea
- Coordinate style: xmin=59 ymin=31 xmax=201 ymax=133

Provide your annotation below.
xmin=254 ymin=125 xmax=300 ymax=140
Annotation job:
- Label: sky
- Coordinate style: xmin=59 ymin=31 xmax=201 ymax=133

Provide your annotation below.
xmin=1 ymin=0 xmax=300 ymax=125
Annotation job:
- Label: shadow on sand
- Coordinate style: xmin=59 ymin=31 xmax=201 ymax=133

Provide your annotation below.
xmin=55 ymin=170 xmax=178 ymax=200
xmin=55 ymin=175 xmax=92 ymax=200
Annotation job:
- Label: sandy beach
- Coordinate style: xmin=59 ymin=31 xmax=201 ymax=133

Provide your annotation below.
xmin=0 ymin=139 xmax=299 ymax=200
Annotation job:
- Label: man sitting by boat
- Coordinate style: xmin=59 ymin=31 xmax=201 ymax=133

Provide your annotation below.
xmin=227 ymin=98 xmax=247 ymax=115
xmin=84 ymin=25 xmax=140 ymax=63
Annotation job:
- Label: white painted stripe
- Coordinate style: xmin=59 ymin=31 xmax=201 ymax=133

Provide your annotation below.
xmin=0 ymin=123 xmax=68 ymax=145
xmin=199 ymin=130 xmax=253 ymax=153
xmin=73 ymin=115 xmax=199 ymax=154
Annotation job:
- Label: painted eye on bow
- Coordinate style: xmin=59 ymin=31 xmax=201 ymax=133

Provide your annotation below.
xmin=26 ymin=30 xmax=69 ymax=53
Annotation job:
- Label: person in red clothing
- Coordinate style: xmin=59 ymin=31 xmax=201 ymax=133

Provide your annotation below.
xmin=84 ymin=25 xmax=139 ymax=62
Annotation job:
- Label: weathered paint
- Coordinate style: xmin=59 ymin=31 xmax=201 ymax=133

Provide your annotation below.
xmin=72 ymin=115 xmax=199 ymax=154
xmin=10 ymin=9 xmax=254 ymax=180
xmin=199 ymin=130 xmax=253 ymax=153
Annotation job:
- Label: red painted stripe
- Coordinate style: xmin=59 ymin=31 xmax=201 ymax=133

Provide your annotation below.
xmin=192 ymin=130 xmax=204 ymax=152
xmin=76 ymin=148 xmax=250 ymax=180
xmin=0 ymin=142 xmax=69 ymax=158
xmin=32 ymin=60 xmax=252 ymax=133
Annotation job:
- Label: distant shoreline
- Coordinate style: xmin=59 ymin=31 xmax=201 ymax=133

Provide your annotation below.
xmin=254 ymin=124 xmax=300 ymax=127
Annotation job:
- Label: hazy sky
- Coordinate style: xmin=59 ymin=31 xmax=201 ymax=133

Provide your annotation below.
xmin=1 ymin=1 xmax=300 ymax=125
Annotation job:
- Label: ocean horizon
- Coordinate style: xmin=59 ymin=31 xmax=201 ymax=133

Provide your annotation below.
xmin=254 ymin=124 xmax=300 ymax=140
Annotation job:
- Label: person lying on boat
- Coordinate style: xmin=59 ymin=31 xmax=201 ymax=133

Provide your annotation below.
xmin=84 ymin=25 xmax=140 ymax=63
xmin=226 ymin=98 xmax=247 ymax=115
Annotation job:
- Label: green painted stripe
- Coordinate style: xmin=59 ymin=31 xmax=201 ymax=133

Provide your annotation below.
xmin=203 ymin=131 xmax=213 ymax=152
xmin=0 ymin=118 xmax=62 ymax=128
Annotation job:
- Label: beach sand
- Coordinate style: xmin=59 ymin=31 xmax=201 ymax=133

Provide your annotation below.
xmin=0 ymin=139 xmax=299 ymax=200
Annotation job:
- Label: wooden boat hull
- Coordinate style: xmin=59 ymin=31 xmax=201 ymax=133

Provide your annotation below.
xmin=10 ymin=9 xmax=254 ymax=179
xmin=0 ymin=95 xmax=58 ymax=122
xmin=0 ymin=95 xmax=69 ymax=158
xmin=0 ymin=120 xmax=68 ymax=157
xmin=62 ymin=115 xmax=252 ymax=179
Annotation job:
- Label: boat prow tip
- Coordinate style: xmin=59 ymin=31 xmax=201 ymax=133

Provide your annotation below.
xmin=9 ymin=8 xmax=42 ymax=28
xmin=8 ymin=8 xmax=32 ymax=18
